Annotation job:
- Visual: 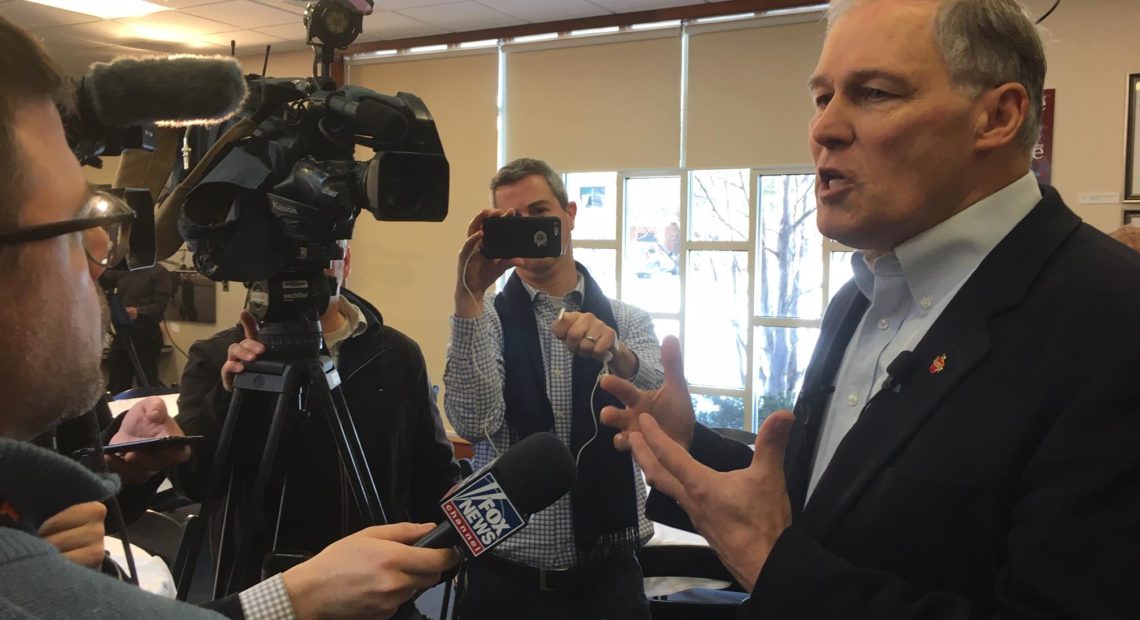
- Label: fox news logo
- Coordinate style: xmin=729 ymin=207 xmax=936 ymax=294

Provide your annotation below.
xmin=441 ymin=473 xmax=526 ymax=556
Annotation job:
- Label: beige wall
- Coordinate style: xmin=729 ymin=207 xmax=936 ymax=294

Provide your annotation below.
xmin=1040 ymin=0 xmax=1140 ymax=230
xmin=505 ymin=34 xmax=682 ymax=170
xmin=686 ymin=19 xmax=824 ymax=168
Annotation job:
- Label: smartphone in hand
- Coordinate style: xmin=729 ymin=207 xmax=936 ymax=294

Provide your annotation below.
xmin=73 ymin=435 xmax=203 ymax=458
xmin=481 ymin=216 xmax=562 ymax=259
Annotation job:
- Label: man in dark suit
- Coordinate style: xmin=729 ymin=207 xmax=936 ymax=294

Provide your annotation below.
xmin=601 ymin=0 xmax=1140 ymax=617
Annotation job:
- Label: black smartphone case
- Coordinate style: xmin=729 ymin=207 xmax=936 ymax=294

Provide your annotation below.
xmin=481 ymin=216 xmax=563 ymax=258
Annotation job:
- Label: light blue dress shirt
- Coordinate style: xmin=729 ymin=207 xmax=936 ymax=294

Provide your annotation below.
xmin=806 ymin=172 xmax=1043 ymax=501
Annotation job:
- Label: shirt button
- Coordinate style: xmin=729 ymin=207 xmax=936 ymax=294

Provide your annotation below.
xmin=877 ymin=319 xmax=889 ymax=330
xmin=847 ymin=394 xmax=858 ymax=406
xmin=919 ymin=297 xmax=933 ymax=309
xmin=553 ymin=369 xmax=563 ymax=377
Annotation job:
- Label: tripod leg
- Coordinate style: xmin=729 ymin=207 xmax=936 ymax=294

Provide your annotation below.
xmin=173 ymin=386 xmax=244 ymax=599
xmin=307 ymin=362 xmax=388 ymax=526
xmin=214 ymin=388 xmax=297 ymax=599
xmin=122 ymin=332 xmax=152 ymax=389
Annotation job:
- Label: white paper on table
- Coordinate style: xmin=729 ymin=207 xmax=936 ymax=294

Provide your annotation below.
xmin=103 ymin=535 xmax=178 ymax=598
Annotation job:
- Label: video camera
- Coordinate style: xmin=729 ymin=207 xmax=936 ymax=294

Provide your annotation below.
xmin=174 ymin=0 xmax=448 ymax=335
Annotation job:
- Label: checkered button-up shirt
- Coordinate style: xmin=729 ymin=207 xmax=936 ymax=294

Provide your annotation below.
xmin=445 ymin=274 xmax=663 ymax=569
xmin=238 ymin=574 xmax=296 ymax=619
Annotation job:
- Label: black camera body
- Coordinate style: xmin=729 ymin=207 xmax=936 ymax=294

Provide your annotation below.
xmin=179 ymin=75 xmax=449 ymax=324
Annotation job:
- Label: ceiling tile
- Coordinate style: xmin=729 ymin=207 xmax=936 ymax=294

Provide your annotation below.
xmin=589 ymin=0 xmax=697 ymax=11
xmin=38 ymin=19 xmax=136 ymax=46
xmin=40 ymin=18 xmax=226 ymax=54
xmin=478 ymin=0 xmax=610 ymax=22
xmin=397 ymin=1 xmax=524 ymax=32
xmin=200 ymin=27 xmax=287 ymax=50
xmin=181 ymin=0 xmax=298 ymax=28
xmin=152 ymin=0 xmax=234 ymax=7
xmin=374 ymin=0 xmax=458 ymax=9
xmin=361 ymin=10 xmax=448 ymax=39
xmin=250 ymin=21 xmax=310 ymax=39
xmin=0 ymin=1 xmax=103 ymax=30
xmin=270 ymin=0 xmax=309 ymax=14
xmin=115 ymin=9 xmax=238 ymax=35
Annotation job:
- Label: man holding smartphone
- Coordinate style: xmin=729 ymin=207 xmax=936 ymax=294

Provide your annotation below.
xmin=444 ymin=158 xmax=663 ymax=618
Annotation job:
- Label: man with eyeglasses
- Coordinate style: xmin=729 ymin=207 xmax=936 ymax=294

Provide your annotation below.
xmin=0 ymin=15 xmax=456 ymax=619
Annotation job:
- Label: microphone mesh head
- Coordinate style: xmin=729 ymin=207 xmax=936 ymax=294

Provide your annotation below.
xmin=87 ymin=55 xmax=247 ymax=127
xmin=489 ymin=432 xmax=576 ymax=515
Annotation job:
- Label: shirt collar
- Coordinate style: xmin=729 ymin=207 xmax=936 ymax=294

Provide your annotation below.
xmin=853 ymin=171 xmax=1041 ymax=308
xmin=519 ymin=270 xmax=586 ymax=308
xmin=325 ymin=296 xmax=368 ymax=353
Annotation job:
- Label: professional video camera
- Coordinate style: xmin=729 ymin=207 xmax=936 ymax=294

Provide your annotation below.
xmin=165 ymin=1 xmax=451 ymax=596
xmin=176 ymin=0 xmax=448 ymax=340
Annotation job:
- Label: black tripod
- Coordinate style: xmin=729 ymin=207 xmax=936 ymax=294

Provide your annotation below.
xmin=106 ymin=292 xmax=156 ymax=393
xmin=177 ymin=318 xmax=388 ymax=599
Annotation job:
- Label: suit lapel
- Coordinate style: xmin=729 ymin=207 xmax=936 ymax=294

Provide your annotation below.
xmin=797 ymin=187 xmax=1081 ymax=540
xmin=786 ymin=283 xmax=869 ymax=514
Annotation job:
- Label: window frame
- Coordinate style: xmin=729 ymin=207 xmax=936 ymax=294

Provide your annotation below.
xmin=566 ymin=166 xmax=853 ymax=431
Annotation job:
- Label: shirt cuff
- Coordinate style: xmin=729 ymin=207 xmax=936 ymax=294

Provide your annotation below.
xmin=627 ymin=348 xmax=655 ymax=389
xmin=238 ymin=573 xmax=297 ymax=620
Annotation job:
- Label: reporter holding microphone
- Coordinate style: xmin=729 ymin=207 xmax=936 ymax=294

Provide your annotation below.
xmin=0 ymin=15 xmax=455 ymax=619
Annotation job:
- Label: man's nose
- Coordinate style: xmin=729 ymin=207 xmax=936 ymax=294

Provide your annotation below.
xmin=809 ymin=97 xmax=855 ymax=150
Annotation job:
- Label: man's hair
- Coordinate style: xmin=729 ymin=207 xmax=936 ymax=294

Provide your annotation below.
xmin=827 ymin=0 xmax=1046 ymax=154
xmin=0 ymin=16 xmax=72 ymax=236
xmin=490 ymin=158 xmax=569 ymax=209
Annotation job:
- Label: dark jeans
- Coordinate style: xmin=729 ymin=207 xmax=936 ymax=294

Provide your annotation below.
xmin=455 ymin=551 xmax=651 ymax=620
xmin=108 ymin=320 xmax=163 ymax=394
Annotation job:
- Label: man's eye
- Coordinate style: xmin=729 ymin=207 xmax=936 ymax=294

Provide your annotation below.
xmin=863 ymin=88 xmax=892 ymax=101
xmin=813 ymin=93 xmax=832 ymax=108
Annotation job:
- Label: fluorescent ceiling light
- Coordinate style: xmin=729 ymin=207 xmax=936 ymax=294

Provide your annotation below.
xmin=763 ymin=4 xmax=828 ymax=17
xmin=26 ymin=0 xmax=168 ymax=19
xmin=408 ymin=44 xmax=448 ymax=54
xmin=512 ymin=32 xmax=558 ymax=44
xmin=459 ymin=39 xmax=498 ymax=49
xmin=694 ymin=12 xmax=756 ymax=24
xmin=631 ymin=19 xmax=681 ymax=30
xmin=570 ymin=26 xmax=619 ymax=37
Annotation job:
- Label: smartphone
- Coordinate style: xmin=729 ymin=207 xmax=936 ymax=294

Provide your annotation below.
xmin=74 ymin=435 xmax=204 ymax=458
xmin=481 ymin=216 xmax=562 ymax=259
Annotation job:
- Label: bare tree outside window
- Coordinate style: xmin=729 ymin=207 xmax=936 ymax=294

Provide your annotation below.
xmin=755 ymin=174 xmax=821 ymax=423
xmin=564 ymin=168 xmax=832 ymax=431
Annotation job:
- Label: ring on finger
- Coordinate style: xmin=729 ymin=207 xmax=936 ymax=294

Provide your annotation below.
xmin=584 ymin=335 xmax=598 ymax=343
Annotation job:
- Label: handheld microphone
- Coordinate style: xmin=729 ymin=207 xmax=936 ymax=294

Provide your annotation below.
xmin=82 ymin=55 xmax=248 ymax=127
xmin=414 ymin=432 xmax=576 ymax=556
xmin=881 ymin=350 xmax=918 ymax=391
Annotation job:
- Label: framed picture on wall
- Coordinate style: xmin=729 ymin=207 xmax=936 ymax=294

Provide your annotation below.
xmin=1125 ymin=74 xmax=1140 ymax=201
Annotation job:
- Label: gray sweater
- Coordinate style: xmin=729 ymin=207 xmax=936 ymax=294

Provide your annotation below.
xmin=0 ymin=437 xmax=223 ymax=619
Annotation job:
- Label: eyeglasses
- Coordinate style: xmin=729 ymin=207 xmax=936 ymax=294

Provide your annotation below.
xmin=0 ymin=189 xmax=135 ymax=268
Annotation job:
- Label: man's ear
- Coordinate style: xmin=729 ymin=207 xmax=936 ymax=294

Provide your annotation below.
xmin=974 ymin=82 xmax=1031 ymax=153
xmin=565 ymin=200 xmax=577 ymax=231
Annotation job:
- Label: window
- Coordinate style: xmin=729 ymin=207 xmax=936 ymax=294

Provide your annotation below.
xmin=566 ymin=168 xmax=853 ymax=431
